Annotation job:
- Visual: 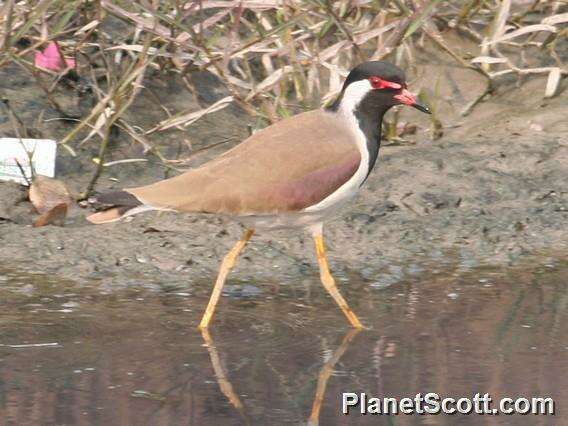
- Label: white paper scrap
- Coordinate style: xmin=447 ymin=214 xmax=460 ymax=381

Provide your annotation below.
xmin=0 ymin=138 xmax=57 ymax=185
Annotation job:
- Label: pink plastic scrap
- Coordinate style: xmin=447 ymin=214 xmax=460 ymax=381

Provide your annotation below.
xmin=34 ymin=42 xmax=76 ymax=72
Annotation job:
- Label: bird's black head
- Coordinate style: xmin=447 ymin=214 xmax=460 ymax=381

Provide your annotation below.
xmin=343 ymin=61 xmax=406 ymax=90
xmin=330 ymin=61 xmax=430 ymax=115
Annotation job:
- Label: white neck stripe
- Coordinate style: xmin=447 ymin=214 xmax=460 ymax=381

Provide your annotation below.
xmin=303 ymin=82 xmax=373 ymax=213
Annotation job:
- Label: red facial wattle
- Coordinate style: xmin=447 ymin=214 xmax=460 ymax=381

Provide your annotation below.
xmin=369 ymin=76 xmax=402 ymax=90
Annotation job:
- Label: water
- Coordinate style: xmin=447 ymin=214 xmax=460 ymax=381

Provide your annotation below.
xmin=0 ymin=258 xmax=567 ymax=425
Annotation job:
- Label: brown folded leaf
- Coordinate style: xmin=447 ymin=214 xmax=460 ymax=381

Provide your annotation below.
xmin=483 ymin=24 xmax=557 ymax=46
xmin=33 ymin=203 xmax=68 ymax=227
xmin=544 ymin=68 xmax=561 ymax=98
xmin=29 ymin=176 xmax=74 ymax=214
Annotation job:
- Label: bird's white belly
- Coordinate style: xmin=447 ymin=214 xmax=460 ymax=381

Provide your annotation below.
xmin=237 ymin=196 xmax=356 ymax=231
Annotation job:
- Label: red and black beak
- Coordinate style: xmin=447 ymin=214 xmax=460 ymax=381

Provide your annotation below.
xmin=394 ymin=89 xmax=431 ymax=114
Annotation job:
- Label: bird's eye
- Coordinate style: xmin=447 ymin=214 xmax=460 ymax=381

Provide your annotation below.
xmin=369 ymin=76 xmax=402 ymax=90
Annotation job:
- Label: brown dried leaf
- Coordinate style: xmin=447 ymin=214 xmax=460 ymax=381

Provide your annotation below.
xmin=246 ymin=65 xmax=293 ymax=101
xmin=79 ymin=106 xmax=113 ymax=146
xmin=541 ymin=13 xmax=568 ymax=26
xmin=176 ymin=9 xmax=231 ymax=42
xmin=354 ymin=22 xmax=397 ymax=45
xmin=147 ymin=96 xmax=234 ymax=134
xmin=32 ymin=203 xmax=68 ymax=227
xmin=191 ymin=0 xmax=282 ymax=9
xmin=319 ymin=40 xmax=349 ymax=62
xmin=29 ymin=176 xmax=74 ymax=214
xmin=74 ymin=19 xmax=99 ymax=36
xmin=470 ymin=56 xmax=507 ymax=64
xmin=489 ymin=0 xmax=511 ymax=42
xmin=544 ymin=68 xmax=561 ymax=98
xmin=484 ymin=24 xmax=557 ymax=46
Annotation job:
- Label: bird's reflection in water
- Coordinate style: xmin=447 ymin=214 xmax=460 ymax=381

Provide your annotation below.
xmin=200 ymin=327 xmax=360 ymax=425
xmin=200 ymin=328 xmax=251 ymax=425
xmin=307 ymin=329 xmax=360 ymax=425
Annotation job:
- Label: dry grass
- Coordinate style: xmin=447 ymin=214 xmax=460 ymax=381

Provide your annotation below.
xmin=0 ymin=0 xmax=566 ymax=196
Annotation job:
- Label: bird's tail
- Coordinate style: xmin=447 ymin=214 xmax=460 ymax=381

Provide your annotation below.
xmin=86 ymin=190 xmax=153 ymax=224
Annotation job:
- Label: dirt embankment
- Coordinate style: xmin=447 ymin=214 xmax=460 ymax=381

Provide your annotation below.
xmin=1 ymin=62 xmax=567 ymax=289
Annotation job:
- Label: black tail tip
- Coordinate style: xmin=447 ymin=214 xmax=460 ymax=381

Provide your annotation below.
xmin=88 ymin=190 xmax=142 ymax=210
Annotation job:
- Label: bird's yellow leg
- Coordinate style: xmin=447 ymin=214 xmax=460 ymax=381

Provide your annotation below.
xmin=199 ymin=229 xmax=254 ymax=329
xmin=313 ymin=233 xmax=363 ymax=329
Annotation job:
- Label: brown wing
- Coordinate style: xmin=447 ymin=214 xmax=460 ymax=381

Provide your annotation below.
xmin=127 ymin=110 xmax=360 ymax=215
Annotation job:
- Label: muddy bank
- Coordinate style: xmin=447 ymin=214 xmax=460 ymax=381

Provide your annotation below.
xmin=1 ymin=62 xmax=567 ymax=289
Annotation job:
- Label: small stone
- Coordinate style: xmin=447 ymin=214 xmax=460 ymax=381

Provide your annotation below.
xmin=135 ymin=254 xmax=149 ymax=263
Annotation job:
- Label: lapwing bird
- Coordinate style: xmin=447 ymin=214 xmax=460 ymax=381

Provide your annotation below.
xmin=87 ymin=61 xmax=431 ymax=329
